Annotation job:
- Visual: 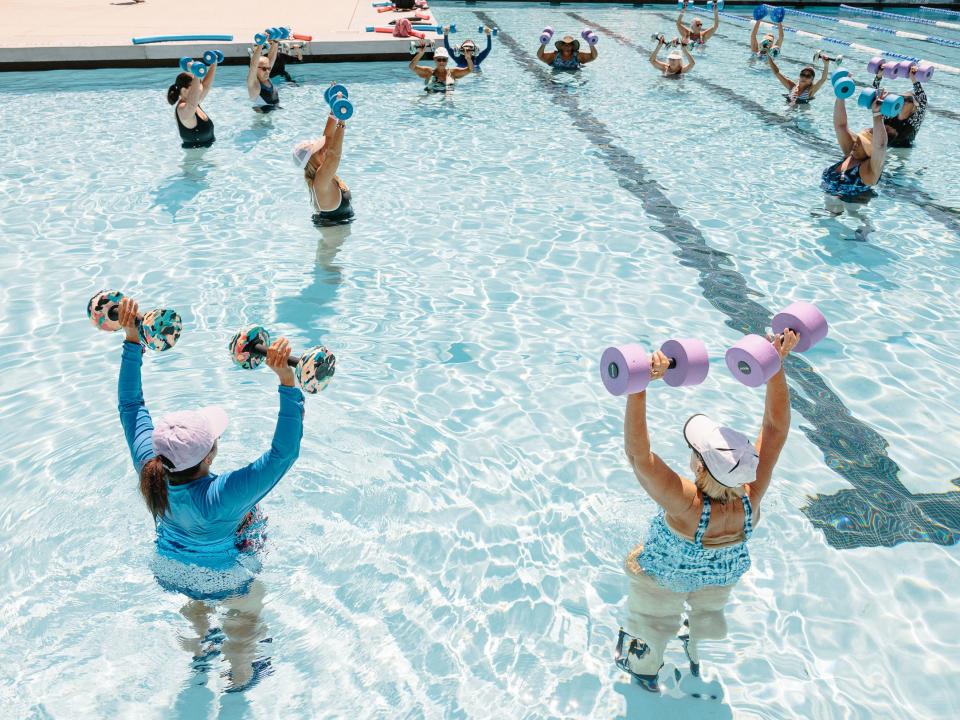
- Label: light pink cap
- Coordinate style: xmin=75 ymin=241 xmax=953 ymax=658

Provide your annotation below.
xmin=152 ymin=407 xmax=228 ymax=472
xmin=292 ymin=138 xmax=327 ymax=169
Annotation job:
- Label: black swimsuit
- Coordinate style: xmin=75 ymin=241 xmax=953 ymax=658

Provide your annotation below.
xmin=254 ymin=81 xmax=280 ymax=111
xmin=312 ymin=181 xmax=355 ymax=227
xmin=175 ymin=105 xmax=215 ymax=149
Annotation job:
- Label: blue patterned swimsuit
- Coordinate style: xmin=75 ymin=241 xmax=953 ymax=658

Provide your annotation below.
xmin=638 ymin=495 xmax=753 ymax=593
xmin=820 ymin=159 xmax=875 ymax=200
xmin=553 ymin=55 xmax=581 ymax=70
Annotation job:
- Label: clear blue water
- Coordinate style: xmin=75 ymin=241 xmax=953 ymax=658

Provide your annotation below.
xmin=2 ymin=3 xmax=960 ymax=718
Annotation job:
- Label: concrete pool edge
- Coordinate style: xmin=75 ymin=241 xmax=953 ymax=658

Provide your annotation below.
xmin=1 ymin=0 xmax=951 ymax=71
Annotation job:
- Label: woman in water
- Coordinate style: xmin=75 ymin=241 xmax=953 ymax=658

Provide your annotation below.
xmin=821 ymin=91 xmax=889 ymax=212
xmin=247 ymin=36 xmax=281 ymax=112
xmin=409 ymin=44 xmax=474 ymax=93
xmin=115 ymin=296 xmax=304 ymax=690
xmin=767 ymin=55 xmax=831 ymax=106
xmin=167 ymin=58 xmax=219 ymax=149
xmin=615 ymin=331 xmax=798 ymax=691
xmin=537 ymin=33 xmax=598 ymax=70
xmin=676 ymin=0 xmax=719 ymax=49
xmin=749 ymin=18 xmax=783 ymax=59
xmin=444 ymin=25 xmax=494 ymax=71
xmin=650 ymin=38 xmax=695 ymax=77
xmin=293 ymin=93 xmax=354 ymax=226
xmin=871 ymin=64 xmax=928 ymax=148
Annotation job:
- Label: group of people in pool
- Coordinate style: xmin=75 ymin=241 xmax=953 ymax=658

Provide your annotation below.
xmin=148 ymin=9 xmax=934 ymax=694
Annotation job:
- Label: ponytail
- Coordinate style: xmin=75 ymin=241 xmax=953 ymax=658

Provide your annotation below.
xmin=140 ymin=456 xmax=171 ymax=519
xmin=139 ymin=454 xmax=205 ymax=519
xmin=167 ymin=72 xmax=194 ymax=105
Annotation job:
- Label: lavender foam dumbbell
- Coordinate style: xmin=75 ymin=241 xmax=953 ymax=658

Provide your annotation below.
xmin=725 ymin=302 xmax=828 ymax=387
xmin=600 ymin=338 xmax=709 ymax=396
xmin=540 ymin=26 xmax=554 ymax=45
xmin=581 ymin=28 xmax=599 ymax=46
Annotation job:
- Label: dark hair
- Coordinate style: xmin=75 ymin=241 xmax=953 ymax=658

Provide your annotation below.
xmin=139 ymin=455 xmax=203 ymax=519
xmin=167 ymin=72 xmax=193 ymax=105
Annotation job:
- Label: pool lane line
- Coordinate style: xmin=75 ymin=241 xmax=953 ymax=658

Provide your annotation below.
xmin=689 ymin=6 xmax=960 ymax=75
xmin=921 ymin=6 xmax=960 ymax=19
xmin=582 ymin=12 xmax=960 ymax=239
xmin=476 ymin=10 xmax=960 ymax=549
xmin=841 ymin=4 xmax=960 ymax=32
xmin=761 ymin=5 xmax=960 ymax=50
xmin=650 ymin=8 xmax=960 ymax=123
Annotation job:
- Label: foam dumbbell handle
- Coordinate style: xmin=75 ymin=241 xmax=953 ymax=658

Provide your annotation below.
xmin=894 ymin=61 xmax=913 ymax=79
xmin=771 ymin=302 xmax=828 ymax=354
xmin=753 ymin=5 xmax=768 ymax=22
xmin=725 ymin=335 xmax=781 ymax=388
xmin=235 ymin=340 xmax=336 ymax=393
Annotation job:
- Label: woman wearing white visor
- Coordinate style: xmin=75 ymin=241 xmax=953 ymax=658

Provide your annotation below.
xmin=615 ymin=330 xmax=798 ymax=691
xmin=292 ymin=91 xmax=353 ymax=227
xmin=651 ymin=37 xmax=695 ymax=77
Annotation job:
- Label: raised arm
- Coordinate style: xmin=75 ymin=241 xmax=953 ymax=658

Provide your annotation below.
xmin=910 ymin=70 xmax=927 ymax=125
xmin=266 ymin=39 xmax=280 ymax=71
xmin=767 ymin=56 xmax=794 ymax=92
xmin=580 ymin=41 xmax=599 ymax=64
xmin=198 ymin=60 xmax=217 ymax=102
xmin=749 ymin=331 xmax=797 ymax=506
xmin=681 ymin=44 xmax=695 ymax=73
xmin=650 ymin=39 xmax=667 ymax=71
xmin=443 ymin=29 xmax=455 ymax=57
xmin=537 ymin=41 xmax=555 ymax=66
xmin=704 ymin=3 xmax=720 ymax=39
xmin=409 ymin=44 xmax=433 ymax=78
xmin=209 ymin=338 xmax=305 ymax=519
xmin=833 ymin=96 xmax=855 ymax=155
xmin=866 ymin=101 xmax=888 ymax=183
xmin=475 ymin=28 xmax=493 ymax=64
xmin=750 ymin=20 xmax=760 ymax=52
xmin=452 ymin=50 xmax=474 ymax=78
xmin=809 ymin=59 xmax=831 ymax=97
xmin=676 ymin=7 xmax=689 ymax=37
xmin=624 ymin=352 xmax=695 ymax=515
xmin=117 ymin=298 xmax=155 ymax=474
xmin=315 ymin=112 xmax=345 ymax=187
xmin=775 ymin=22 xmax=784 ymax=48
xmin=247 ymin=44 xmax=263 ymax=98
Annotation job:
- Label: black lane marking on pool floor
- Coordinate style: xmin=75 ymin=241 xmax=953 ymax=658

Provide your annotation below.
xmin=576 ymin=11 xmax=960 ymax=235
xmin=476 ymin=10 xmax=960 ymax=549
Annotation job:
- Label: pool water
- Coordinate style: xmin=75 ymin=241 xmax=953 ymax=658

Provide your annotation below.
xmin=2 ymin=3 xmax=960 ymax=718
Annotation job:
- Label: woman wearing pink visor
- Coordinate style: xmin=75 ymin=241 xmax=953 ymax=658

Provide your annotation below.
xmin=115 ymin=296 xmax=304 ymax=689
xmin=615 ymin=330 xmax=798 ymax=691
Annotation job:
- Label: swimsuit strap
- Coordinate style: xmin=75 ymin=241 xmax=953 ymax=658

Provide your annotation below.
xmin=742 ymin=494 xmax=754 ymax=539
xmin=693 ymin=496 xmax=712 ymax=546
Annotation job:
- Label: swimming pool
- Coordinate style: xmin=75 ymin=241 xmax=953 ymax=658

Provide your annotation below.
xmin=1 ymin=2 xmax=959 ymax=717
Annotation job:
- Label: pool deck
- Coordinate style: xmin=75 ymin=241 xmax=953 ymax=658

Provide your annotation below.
xmin=0 ymin=0 xmax=946 ymax=71
xmin=0 ymin=0 xmax=447 ymax=70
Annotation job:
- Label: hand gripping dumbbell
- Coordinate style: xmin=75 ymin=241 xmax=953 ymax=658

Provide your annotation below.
xmin=725 ymin=302 xmax=827 ymax=387
xmin=814 ymin=51 xmax=842 ymax=66
xmin=324 ymin=84 xmax=353 ymax=120
xmin=540 ymin=26 xmax=554 ymax=45
xmin=600 ymin=339 xmax=709 ymax=396
xmin=229 ymin=325 xmax=335 ymax=394
xmin=409 ymin=39 xmax=435 ymax=54
xmin=87 ymin=289 xmax=183 ymax=352
xmin=581 ymin=28 xmax=599 ymax=46
xmin=179 ymin=57 xmax=209 ymax=78
xmin=768 ymin=46 xmax=780 ymax=59
xmin=478 ymin=25 xmax=499 ymax=36
xmin=858 ymin=87 xmax=904 ymax=117
xmin=651 ymin=33 xmax=676 ymax=45
xmin=706 ymin=0 xmax=724 ymax=9
xmin=831 ymin=69 xmax=856 ymax=99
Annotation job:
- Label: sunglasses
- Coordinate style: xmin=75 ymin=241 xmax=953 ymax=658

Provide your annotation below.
xmin=800 ymin=72 xmax=814 ymax=78
xmin=436 ymin=58 xmax=447 ymax=63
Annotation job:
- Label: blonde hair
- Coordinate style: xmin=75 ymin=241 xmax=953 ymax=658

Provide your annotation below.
xmin=694 ymin=464 xmax=745 ymax=504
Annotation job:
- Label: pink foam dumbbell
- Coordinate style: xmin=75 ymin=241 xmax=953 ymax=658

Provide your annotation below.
xmin=894 ymin=60 xmax=915 ymax=79
xmin=913 ymin=61 xmax=934 ymax=82
xmin=600 ymin=338 xmax=709 ymax=396
xmin=725 ymin=302 xmax=828 ymax=387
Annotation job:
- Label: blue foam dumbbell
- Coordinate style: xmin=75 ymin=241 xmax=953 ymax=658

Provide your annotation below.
xmin=858 ymin=88 xmax=904 ymax=117
xmin=478 ymin=25 xmax=499 ymax=36
xmin=831 ymin=69 xmax=856 ymax=99
xmin=254 ymin=32 xmax=269 ymax=45
xmin=202 ymin=50 xmax=218 ymax=65
xmin=325 ymin=84 xmax=353 ymax=120
xmin=753 ymin=5 xmax=768 ymax=21
xmin=325 ymin=84 xmax=348 ymax=105
xmin=770 ymin=7 xmax=786 ymax=23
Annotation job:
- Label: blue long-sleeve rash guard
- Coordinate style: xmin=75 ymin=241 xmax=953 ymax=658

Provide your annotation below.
xmin=118 ymin=341 xmax=304 ymax=569
xmin=444 ymin=32 xmax=492 ymax=69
